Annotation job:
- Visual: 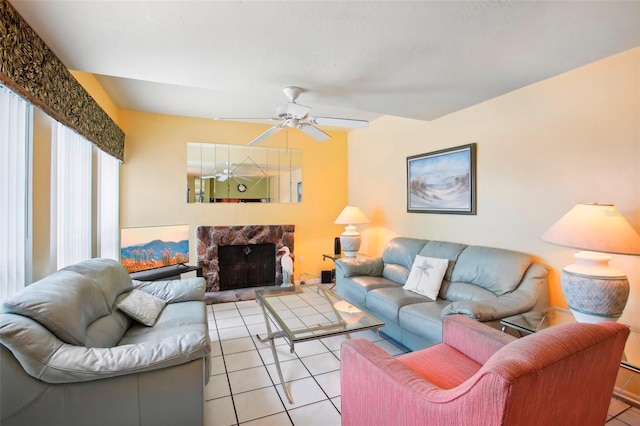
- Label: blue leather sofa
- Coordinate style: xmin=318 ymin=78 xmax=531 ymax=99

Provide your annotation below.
xmin=335 ymin=237 xmax=549 ymax=350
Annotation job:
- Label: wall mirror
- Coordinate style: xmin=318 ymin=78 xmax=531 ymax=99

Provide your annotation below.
xmin=187 ymin=142 xmax=302 ymax=203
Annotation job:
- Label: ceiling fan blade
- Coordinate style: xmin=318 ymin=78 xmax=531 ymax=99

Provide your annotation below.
xmin=216 ymin=174 xmax=229 ymax=182
xmin=247 ymin=124 xmax=284 ymax=146
xmin=214 ymin=117 xmax=281 ymax=122
xmin=286 ymin=102 xmax=311 ymax=118
xmin=297 ymin=123 xmax=331 ymax=142
xmin=309 ymin=116 xmax=369 ymax=129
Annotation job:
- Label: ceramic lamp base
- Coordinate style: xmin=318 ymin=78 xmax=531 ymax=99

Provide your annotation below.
xmin=340 ymin=233 xmax=361 ymax=258
xmin=561 ymin=251 xmax=629 ymax=323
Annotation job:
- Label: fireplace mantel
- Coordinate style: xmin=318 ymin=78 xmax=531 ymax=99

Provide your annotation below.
xmin=196 ymin=225 xmax=295 ymax=292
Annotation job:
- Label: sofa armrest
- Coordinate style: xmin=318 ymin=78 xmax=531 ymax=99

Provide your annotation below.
xmin=133 ymin=277 xmax=205 ymax=303
xmin=335 ymin=257 xmax=384 ymax=278
xmin=442 ymin=315 xmax=515 ymax=365
xmin=441 ymin=263 xmax=549 ymax=322
xmin=0 ymin=312 xmax=210 ymax=384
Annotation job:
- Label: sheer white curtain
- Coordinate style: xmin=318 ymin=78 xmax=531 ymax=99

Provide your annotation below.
xmin=0 ymin=85 xmax=33 ymax=301
xmin=51 ymin=122 xmax=92 ymax=269
xmin=97 ymin=148 xmax=120 ymax=260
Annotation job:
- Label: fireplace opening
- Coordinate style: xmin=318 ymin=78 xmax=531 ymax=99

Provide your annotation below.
xmin=218 ymin=243 xmax=276 ymax=291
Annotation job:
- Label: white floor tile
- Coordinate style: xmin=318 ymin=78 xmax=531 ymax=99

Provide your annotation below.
xmin=233 ymin=387 xmax=286 ymax=424
xmin=242 ymin=313 xmax=266 ymax=325
xmin=293 ymin=340 xmax=330 ymax=358
xmin=239 ymin=306 xmax=264 ymax=316
xmin=330 ymin=396 xmax=341 ymax=414
xmin=288 ymin=399 xmax=341 ymax=426
xmin=218 ymin=325 xmax=251 ymax=340
xmin=215 ymin=308 xmax=241 ymax=319
xmin=209 ymin=330 xmax=220 ymax=342
xmin=258 ymin=344 xmax=299 ymax=365
xmin=225 ymin=350 xmax=265 ymax=372
xmin=206 ymin=374 xmax=231 ymax=400
xmin=240 ymin=411 xmax=292 ymax=426
xmin=210 ymin=355 xmax=226 ymax=375
xmin=291 ymin=306 xmax=318 ymax=317
xmin=204 ymin=396 xmax=237 ymax=426
xmin=217 ymin=316 xmax=247 ymax=329
xmin=236 ymin=300 xmax=260 ymax=309
xmin=228 ymin=365 xmax=274 ymax=394
xmin=320 ymin=335 xmax=348 ymax=352
xmin=300 ymin=352 xmax=341 ymax=376
xmin=349 ymin=329 xmax=384 ymax=342
xmin=210 ymin=341 xmax=223 ymax=357
xmin=221 ymin=337 xmax=257 ymax=355
xmin=332 ymin=349 xmax=341 ymax=360
xmin=275 ymin=376 xmax=328 ymax=409
xmin=314 ymin=370 xmax=341 ymax=398
xmin=266 ymin=359 xmax=311 ymax=385
xmin=213 ymin=302 xmax=239 ymax=312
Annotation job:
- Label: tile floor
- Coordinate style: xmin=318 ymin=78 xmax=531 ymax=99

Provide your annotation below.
xmin=204 ymin=299 xmax=640 ymax=426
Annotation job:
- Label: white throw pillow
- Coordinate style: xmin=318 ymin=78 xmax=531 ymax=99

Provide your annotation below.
xmin=404 ymin=255 xmax=448 ymax=300
xmin=117 ymin=289 xmax=166 ymax=326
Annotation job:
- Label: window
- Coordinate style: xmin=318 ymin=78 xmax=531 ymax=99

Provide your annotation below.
xmin=97 ymin=148 xmax=120 ymax=259
xmin=0 ymin=85 xmax=33 ymax=301
xmin=50 ymin=122 xmax=92 ymax=269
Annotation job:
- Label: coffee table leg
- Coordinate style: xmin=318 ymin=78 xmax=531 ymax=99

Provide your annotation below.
xmin=257 ymin=302 xmax=295 ymax=404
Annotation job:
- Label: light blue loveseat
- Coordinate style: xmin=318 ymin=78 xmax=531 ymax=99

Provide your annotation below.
xmin=335 ymin=237 xmax=549 ymax=350
xmin=0 ymin=258 xmax=211 ymax=426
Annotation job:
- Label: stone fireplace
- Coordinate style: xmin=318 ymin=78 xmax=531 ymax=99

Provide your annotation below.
xmin=196 ymin=225 xmax=295 ymax=292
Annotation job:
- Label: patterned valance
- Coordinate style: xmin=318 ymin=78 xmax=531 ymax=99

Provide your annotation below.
xmin=0 ymin=1 xmax=124 ymax=161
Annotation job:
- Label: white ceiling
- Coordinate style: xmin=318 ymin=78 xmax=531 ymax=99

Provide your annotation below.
xmin=8 ymin=1 xmax=640 ymax=127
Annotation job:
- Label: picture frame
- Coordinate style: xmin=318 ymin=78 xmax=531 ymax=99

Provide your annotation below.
xmin=407 ymin=143 xmax=476 ymax=214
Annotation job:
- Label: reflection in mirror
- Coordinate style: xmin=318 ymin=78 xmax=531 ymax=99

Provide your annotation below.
xmin=187 ymin=143 xmax=302 ymax=203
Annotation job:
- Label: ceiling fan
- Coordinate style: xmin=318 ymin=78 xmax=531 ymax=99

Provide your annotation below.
xmin=216 ymin=86 xmax=369 ymax=146
xmin=201 ymin=162 xmax=252 ymax=182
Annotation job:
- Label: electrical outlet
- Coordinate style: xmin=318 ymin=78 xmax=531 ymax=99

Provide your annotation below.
xmin=299 ymin=255 xmax=304 ymax=263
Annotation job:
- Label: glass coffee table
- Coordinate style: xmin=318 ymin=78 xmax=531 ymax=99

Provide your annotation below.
xmin=501 ymin=307 xmax=640 ymax=406
xmin=255 ymin=284 xmax=384 ymax=403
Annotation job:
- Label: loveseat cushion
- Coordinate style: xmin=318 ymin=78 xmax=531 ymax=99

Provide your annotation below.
xmin=449 ymin=246 xmax=532 ymax=296
xmin=3 ymin=270 xmax=110 ymax=346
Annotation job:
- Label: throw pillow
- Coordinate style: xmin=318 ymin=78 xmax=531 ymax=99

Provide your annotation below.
xmin=404 ymin=255 xmax=448 ymax=300
xmin=117 ymin=289 xmax=166 ymax=326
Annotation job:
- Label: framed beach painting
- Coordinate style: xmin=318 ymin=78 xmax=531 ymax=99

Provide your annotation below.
xmin=407 ymin=143 xmax=476 ymax=214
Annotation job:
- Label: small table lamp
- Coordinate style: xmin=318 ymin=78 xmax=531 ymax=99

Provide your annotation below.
xmin=540 ymin=203 xmax=640 ymax=323
xmin=334 ymin=206 xmax=369 ymax=258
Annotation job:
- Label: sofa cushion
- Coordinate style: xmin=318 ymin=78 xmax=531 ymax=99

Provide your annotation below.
xmin=117 ymin=290 xmax=166 ymax=327
xmin=381 ymin=237 xmax=428 ymax=284
xmin=404 ymin=255 xmax=448 ymax=300
xmin=63 ymin=258 xmax=132 ymax=308
xmin=442 ymin=281 xmax=498 ymax=302
xmin=337 ymin=276 xmax=399 ymax=307
xmin=85 ymin=296 xmax=133 ymax=348
xmin=366 ymin=287 xmax=428 ymax=322
xmin=3 ymin=270 xmax=110 ymax=346
xmin=398 ymin=300 xmax=451 ymax=339
xmin=418 ymin=240 xmax=467 ymax=282
xmin=449 ymin=246 xmax=532 ymax=295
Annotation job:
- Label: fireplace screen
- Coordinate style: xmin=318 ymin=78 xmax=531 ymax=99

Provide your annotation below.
xmin=218 ymin=243 xmax=277 ymax=290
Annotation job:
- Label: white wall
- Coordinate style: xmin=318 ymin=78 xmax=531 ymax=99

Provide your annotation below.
xmin=348 ymin=47 xmax=640 ymax=326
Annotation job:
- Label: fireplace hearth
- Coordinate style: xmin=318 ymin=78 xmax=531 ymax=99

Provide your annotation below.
xmin=197 ymin=225 xmax=294 ymax=292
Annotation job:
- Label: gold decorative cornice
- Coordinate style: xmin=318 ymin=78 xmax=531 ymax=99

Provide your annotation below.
xmin=0 ymin=0 xmax=125 ymax=160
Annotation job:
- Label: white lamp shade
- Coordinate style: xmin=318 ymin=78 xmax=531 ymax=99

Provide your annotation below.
xmin=334 ymin=206 xmax=369 ymax=226
xmin=540 ymin=203 xmax=640 ymax=256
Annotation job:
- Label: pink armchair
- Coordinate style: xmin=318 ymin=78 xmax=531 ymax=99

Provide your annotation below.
xmin=341 ymin=315 xmax=629 ymax=426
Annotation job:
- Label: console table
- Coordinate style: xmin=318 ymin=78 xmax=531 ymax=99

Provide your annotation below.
xmin=501 ymin=307 xmax=640 ymax=407
xmin=130 ymin=264 xmax=201 ymax=281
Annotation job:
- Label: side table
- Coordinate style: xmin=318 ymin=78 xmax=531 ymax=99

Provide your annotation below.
xmin=501 ymin=307 xmax=640 ymax=407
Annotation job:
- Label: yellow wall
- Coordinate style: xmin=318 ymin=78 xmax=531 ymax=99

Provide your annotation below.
xmin=349 ymin=47 xmax=640 ymax=327
xmin=119 ymin=110 xmax=349 ymax=281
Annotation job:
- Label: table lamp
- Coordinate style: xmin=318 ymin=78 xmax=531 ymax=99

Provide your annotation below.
xmin=334 ymin=206 xmax=369 ymax=257
xmin=540 ymin=203 xmax=640 ymax=323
